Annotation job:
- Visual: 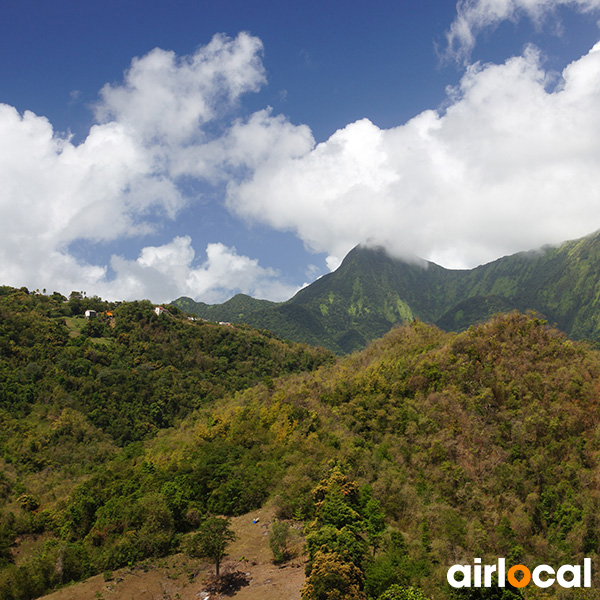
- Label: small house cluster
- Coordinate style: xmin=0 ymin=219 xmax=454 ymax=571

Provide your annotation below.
xmin=84 ymin=310 xmax=115 ymax=326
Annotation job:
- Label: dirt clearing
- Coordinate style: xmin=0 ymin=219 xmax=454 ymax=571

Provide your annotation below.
xmin=39 ymin=505 xmax=306 ymax=600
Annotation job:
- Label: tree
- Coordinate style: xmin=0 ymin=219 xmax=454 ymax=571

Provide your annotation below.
xmin=301 ymin=550 xmax=367 ymax=600
xmin=269 ymin=520 xmax=292 ymax=563
xmin=361 ymin=487 xmax=386 ymax=556
xmin=305 ymin=467 xmax=368 ymax=573
xmin=185 ymin=516 xmax=237 ymax=577
xmin=303 ymin=467 xmax=372 ymax=599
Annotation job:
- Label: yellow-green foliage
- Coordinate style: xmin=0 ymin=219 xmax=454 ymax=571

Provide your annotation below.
xmin=301 ymin=550 xmax=367 ymax=600
xmin=4 ymin=292 xmax=600 ymax=599
xmin=156 ymin=312 xmax=600 ymax=596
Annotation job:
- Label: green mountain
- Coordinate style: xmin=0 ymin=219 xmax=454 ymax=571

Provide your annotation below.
xmin=173 ymin=230 xmax=600 ymax=353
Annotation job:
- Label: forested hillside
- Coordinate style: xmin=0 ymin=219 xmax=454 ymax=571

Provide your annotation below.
xmin=2 ymin=286 xmax=600 ymax=599
xmin=0 ymin=286 xmax=332 ymax=598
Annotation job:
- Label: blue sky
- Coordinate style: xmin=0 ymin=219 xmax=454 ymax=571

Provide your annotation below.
xmin=1 ymin=0 xmax=600 ymax=302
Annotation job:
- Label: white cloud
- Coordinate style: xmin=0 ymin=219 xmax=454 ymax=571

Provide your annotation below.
xmin=171 ymin=108 xmax=314 ymax=181
xmin=0 ymin=33 xmax=296 ymax=302
xmin=226 ymin=41 xmax=600 ymax=269
xmin=95 ymin=32 xmax=266 ymax=146
xmin=105 ymin=237 xmax=298 ymax=303
xmin=445 ymin=0 xmax=600 ymax=63
xmin=0 ymin=103 xmax=181 ymax=245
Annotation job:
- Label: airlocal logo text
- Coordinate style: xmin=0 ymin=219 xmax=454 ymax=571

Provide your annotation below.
xmin=447 ymin=558 xmax=592 ymax=589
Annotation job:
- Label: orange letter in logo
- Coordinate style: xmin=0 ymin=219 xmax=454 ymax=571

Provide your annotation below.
xmin=507 ymin=565 xmax=531 ymax=588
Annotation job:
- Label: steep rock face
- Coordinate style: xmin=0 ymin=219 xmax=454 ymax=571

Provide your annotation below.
xmin=173 ymin=231 xmax=600 ymax=353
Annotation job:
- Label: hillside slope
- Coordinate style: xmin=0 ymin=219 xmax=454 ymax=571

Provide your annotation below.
xmin=0 ymin=286 xmax=333 ymax=599
xmin=4 ymin=307 xmax=600 ymax=598
xmin=150 ymin=313 xmax=600 ymax=597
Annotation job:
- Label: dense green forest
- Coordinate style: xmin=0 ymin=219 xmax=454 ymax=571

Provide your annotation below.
xmin=1 ymin=286 xmax=600 ymax=599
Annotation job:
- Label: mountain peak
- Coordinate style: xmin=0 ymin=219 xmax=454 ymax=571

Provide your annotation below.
xmin=341 ymin=243 xmax=430 ymax=270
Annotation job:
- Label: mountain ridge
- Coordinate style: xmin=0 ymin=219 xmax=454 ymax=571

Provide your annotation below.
xmin=173 ymin=230 xmax=600 ymax=353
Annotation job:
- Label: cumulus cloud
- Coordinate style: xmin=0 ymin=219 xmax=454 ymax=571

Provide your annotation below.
xmin=445 ymin=0 xmax=600 ymax=63
xmin=95 ymin=32 xmax=265 ymax=147
xmin=104 ymin=237 xmax=299 ymax=303
xmin=172 ymin=108 xmax=314 ymax=181
xmin=0 ymin=33 xmax=294 ymax=302
xmin=0 ymin=103 xmax=181 ymax=259
xmin=226 ymin=41 xmax=600 ymax=269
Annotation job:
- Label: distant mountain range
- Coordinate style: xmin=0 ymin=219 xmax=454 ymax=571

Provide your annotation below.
xmin=173 ymin=230 xmax=600 ymax=353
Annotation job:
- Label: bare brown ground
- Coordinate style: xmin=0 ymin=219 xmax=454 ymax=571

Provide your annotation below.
xmin=39 ymin=505 xmax=306 ymax=600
